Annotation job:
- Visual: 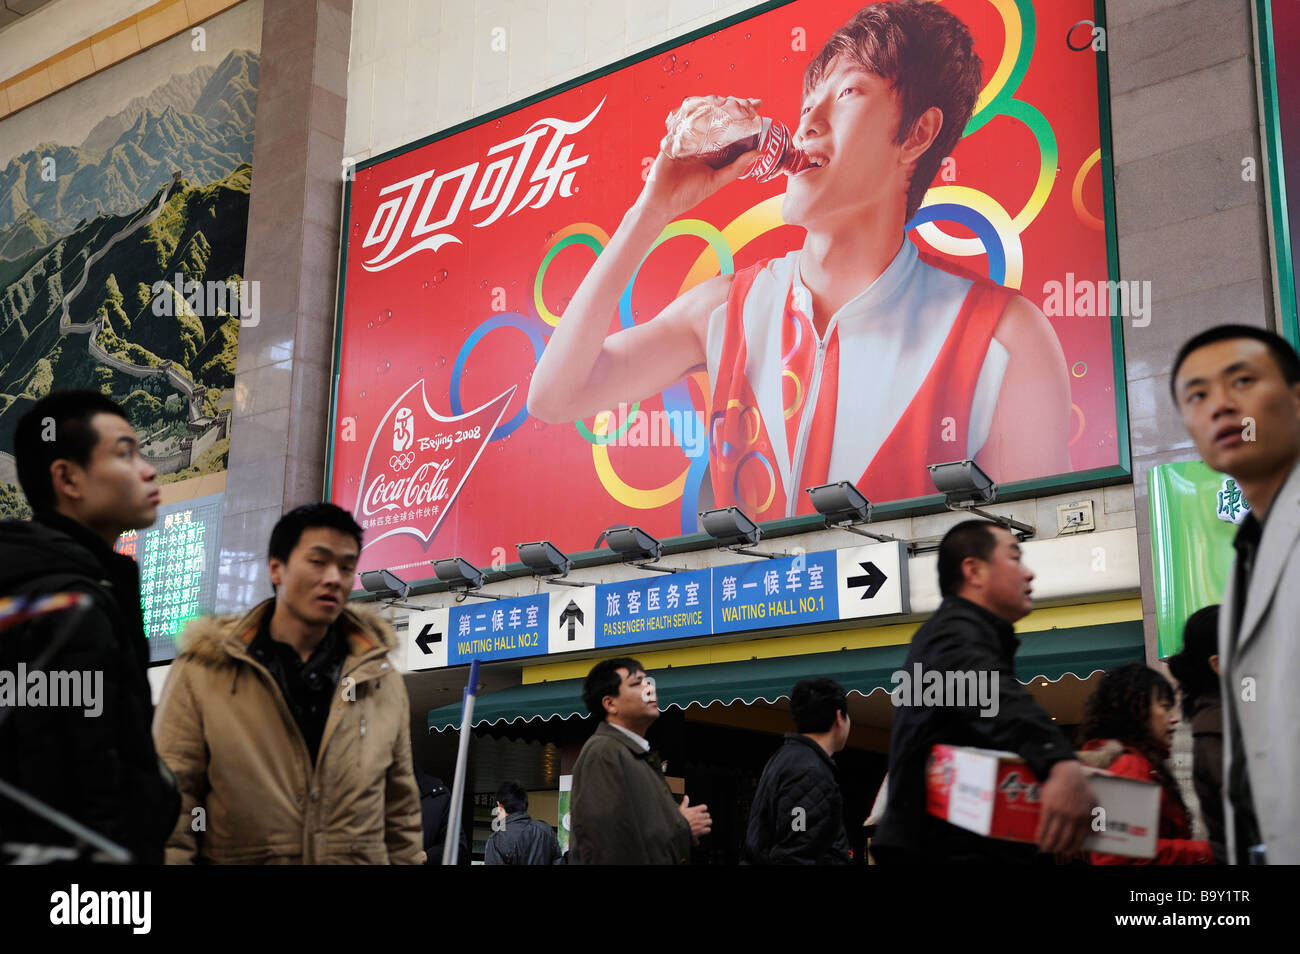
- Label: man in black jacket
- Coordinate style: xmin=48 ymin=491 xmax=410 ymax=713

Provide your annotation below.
xmin=485 ymin=780 xmax=561 ymax=865
xmin=0 ymin=391 xmax=179 ymax=863
xmin=871 ymin=520 xmax=1096 ymax=864
xmin=744 ymin=677 xmax=852 ymax=864
xmin=413 ymin=761 xmax=469 ymax=865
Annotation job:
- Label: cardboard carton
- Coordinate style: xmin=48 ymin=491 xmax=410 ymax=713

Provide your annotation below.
xmin=926 ymin=744 xmax=1160 ymax=859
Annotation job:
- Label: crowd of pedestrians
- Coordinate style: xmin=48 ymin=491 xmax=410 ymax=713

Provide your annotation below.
xmin=1 ymin=321 xmax=1295 ymax=865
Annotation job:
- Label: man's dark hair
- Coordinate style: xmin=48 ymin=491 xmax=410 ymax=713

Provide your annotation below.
xmin=1169 ymin=324 xmax=1300 ymax=402
xmin=937 ymin=520 xmax=1000 ymax=598
xmin=790 ymin=677 xmax=848 ymax=733
xmin=267 ymin=502 xmax=363 ymax=564
xmin=804 ymin=0 xmax=983 ymax=221
xmin=1165 ymin=605 xmax=1221 ymax=719
xmin=494 ymin=780 xmax=528 ymax=815
xmin=582 ymin=657 xmax=643 ymax=718
xmin=14 ymin=390 xmax=131 ymax=513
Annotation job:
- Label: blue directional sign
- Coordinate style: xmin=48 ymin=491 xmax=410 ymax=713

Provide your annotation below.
xmin=594 ymin=569 xmax=712 ymax=649
xmin=412 ymin=542 xmax=908 ymax=668
xmin=713 ymin=550 xmax=839 ymax=634
xmin=446 ymin=594 xmax=548 ymax=665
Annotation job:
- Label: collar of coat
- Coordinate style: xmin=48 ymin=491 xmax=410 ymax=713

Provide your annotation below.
xmin=595 ymin=721 xmax=657 ymax=758
xmin=176 ymin=597 xmax=397 ymax=670
xmin=782 ymin=732 xmax=840 ymax=773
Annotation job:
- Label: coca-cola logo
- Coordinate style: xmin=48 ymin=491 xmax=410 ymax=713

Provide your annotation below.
xmin=359 ymin=99 xmax=604 ymax=273
xmin=354 ymin=379 xmax=516 ymax=551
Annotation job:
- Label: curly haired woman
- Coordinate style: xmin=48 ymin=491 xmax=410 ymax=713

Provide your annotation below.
xmin=1078 ymin=662 xmax=1215 ymax=864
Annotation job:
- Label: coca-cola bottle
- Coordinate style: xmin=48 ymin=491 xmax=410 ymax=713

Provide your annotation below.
xmin=664 ymin=98 xmax=811 ymax=182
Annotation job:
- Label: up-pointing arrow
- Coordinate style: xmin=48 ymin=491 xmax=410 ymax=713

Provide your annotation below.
xmin=559 ymin=600 xmax=584 ymax=640
xmin=847 ymin=561 xmax=887 ymax=599
xmin=415 ymin=622 xmax=442 ymax=654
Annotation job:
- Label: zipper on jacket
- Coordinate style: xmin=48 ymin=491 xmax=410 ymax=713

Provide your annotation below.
xmin=787 ymin=326 xmax=834 ymax=517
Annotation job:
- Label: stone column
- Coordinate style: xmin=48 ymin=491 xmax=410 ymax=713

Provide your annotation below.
xmin=217 ymin=0 xmax=352 ymax=611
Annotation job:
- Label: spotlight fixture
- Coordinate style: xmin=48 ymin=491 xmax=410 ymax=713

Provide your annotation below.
xmin=698 ymin=507 xmax=786 ymax=559
xmin=432 ymin=557 xmax=502 ymax=600
xmin=358 ymin=568 xmax=423 ymax=610
xmin=926 ymin=459 xmax=1033 ymax=539
xmin=805 ymin=481 xmax=898 ymax=543
xmin=601 ymin=526 xmax=685 ymax=574
xmin=515 ymin=541 xmax=592 ymax=587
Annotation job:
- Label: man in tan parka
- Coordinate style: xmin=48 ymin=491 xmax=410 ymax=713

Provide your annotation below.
xmin=153 ymin=503 xmax=422 ymax=864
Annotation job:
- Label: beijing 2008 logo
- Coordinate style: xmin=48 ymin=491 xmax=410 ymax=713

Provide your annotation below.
xmin=393 ymin=407 xmax=414 ymax=451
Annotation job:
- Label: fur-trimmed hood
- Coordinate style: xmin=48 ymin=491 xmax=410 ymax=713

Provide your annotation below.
xmin=176 ymin=598 xmax=398 ymax=668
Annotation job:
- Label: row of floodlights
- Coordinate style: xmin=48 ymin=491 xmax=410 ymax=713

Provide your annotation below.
xmin=361 ymin=459 xmax=1032 ymax=602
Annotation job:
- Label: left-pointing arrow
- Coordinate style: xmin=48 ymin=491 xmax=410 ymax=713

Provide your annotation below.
xmin=415 ymin=623 xmax=442 ymax=654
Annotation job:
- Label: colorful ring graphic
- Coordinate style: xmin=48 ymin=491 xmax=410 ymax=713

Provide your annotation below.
xmin=574 ymin=403 xmax=641 ymax=445
xmin=590 ymin=405 xmax=689 ymax=510
xmin=449 ymin=312 xmax=550 ymax=440
xmin=534 ymin=223 xmax=610 ymax=326
xmin=1072 ymin=361 xmax=1088 ymax=378
xmin=966 ymin=0 xmax=1032 ymax=136
xmin=733 ymin=449 xmax=777 ymax=515
xmin=1066 ymin=19 xmax=1096 ymax=53
xmin=1069 ymin=403 xmax=1086 ymax=447
xmin=910 ymin=186 xmax=1024 ymax=289
xmin=1071 ymin=148 xmax=1105 ymax=231
xmin=908 ymin=202 xmax=1010 ymax=287
xmin=782 ymin=369 xmax=803 ymax=420
xmin=781 ymin=309 xmax=804 ymax=363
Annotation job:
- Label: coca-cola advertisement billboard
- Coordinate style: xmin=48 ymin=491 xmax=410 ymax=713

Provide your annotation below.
xmin=329 ymin=0 xmax=1125 ymax=580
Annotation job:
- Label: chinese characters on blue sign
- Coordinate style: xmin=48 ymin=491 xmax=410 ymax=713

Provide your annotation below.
xmin=406 ymin=542 xmax=908 ymax=670
xmin=448 ymin=594 xmax=548 ymax=665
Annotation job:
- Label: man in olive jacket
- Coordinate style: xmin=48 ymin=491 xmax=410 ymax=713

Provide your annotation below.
xmin=570 ymin=658 xmax=711 ymax=864
xmin=153 ymin=504 xmax=422 ymax=864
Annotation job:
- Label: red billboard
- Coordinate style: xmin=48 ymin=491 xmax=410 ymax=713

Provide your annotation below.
xmin=329 ymin=0 xmax=1124 ymax=577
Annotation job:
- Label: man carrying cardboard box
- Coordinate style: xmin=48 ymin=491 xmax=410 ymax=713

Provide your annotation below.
xmin=871 ymin=520 xmax=1097 ymax=864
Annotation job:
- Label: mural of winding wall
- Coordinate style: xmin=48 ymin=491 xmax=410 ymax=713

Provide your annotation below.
xmin=0 ymin=4 xmax=259 ymax=517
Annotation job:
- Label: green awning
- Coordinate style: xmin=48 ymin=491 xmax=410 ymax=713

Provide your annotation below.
xmin=427 ymin=620 xmax=1144 ymax=732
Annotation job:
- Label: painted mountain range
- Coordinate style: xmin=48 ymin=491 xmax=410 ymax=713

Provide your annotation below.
xmin=0 ymin=48 xmax=258 ymax=260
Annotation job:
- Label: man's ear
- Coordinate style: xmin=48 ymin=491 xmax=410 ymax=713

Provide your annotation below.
xmin=268 ymin=557 xmax=285 ymax=591
xmin=961 ymin=554 xmax=984 ymax=591
xmin=899 ymin=106 xmax=943 ymax=166
xmin=1208 ymin=653 xmax=1221 ymax=677
xmin=48 ymin=459 xmax=81 ymax=504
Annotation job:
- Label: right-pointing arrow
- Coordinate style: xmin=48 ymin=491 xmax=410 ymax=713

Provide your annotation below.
xmin=415 ymin=623 xmax=442 ymax=654
xmin=847 ymin=561 xmax=887 ymax=599
xmin=558 ymin=600 xmax=585 ymax=640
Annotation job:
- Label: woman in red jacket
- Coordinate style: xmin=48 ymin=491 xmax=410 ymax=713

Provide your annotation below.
xmin=1078 ymin=662 xmax=1215 ymax=864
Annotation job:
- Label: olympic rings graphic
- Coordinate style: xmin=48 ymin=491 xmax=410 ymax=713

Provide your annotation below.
xmin=389 ymin=452 xmax=415 ymax=470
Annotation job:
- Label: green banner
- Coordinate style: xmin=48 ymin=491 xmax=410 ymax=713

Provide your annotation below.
xmin=1148 ymin=461 xmax=1248 ymax=657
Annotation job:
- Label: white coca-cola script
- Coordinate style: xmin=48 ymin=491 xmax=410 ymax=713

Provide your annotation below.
xmin=360 ymin=99 xmax=605 ymax=272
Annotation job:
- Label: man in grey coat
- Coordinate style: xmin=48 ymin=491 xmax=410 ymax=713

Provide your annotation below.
xmin=1172 ymin=324 xmax=1300 ymax=864
xmin=569 ymin=657 xmax=711 ymax=863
